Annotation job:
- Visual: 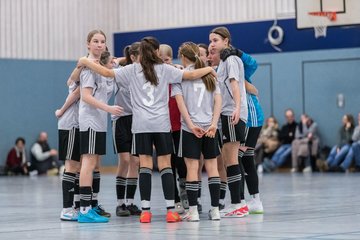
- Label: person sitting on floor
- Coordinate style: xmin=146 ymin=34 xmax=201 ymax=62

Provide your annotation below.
xmin=290 ymin=114 xmax=320 ymax=173
xmin=30 ymin=131 xmax=60 ymax=175
xmin=6 ymin=137 xmax=28 ymax=175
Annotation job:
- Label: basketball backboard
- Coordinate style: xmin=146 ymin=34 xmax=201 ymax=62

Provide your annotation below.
xmin=295 ymin=0 xmax=360 ymax=29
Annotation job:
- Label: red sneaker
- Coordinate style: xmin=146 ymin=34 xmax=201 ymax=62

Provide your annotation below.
xmin=166 ymin=211 xmax=182 ymax=223
xmin=140 ymin=211 xmax=152 ymax=223
xmin=239 ymin=205 xmax=249 ymax=216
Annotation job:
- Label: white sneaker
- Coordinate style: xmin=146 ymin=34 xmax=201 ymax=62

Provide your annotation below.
xmin=302 ymin=166 xmax=312 ymax=173
xmin=257 ymin=164 xmax=263 ymax=173
xmin=290 ymin=168 xmax=297 ymax=173
xmin=247 ymin=199 xmax=264 ymax=214
xmin=181 ymin=208 xmax=200 ymax=222
xmin=208 ymin=207 xmax=220 ymax=221
xmin=220 ymin=204 xmax=245 ymax=218
xmin=174 ymin=202 xmax=185 ymax=214
xmin=60 ymin=208 xmax=79 ymax=221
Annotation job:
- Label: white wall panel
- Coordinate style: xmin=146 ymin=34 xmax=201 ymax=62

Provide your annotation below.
xmin=117 ymin=0 xmax=296 ymax=32
xmin=0 ymin=0 xmax=120 ymax=60
xmin=0 ymin=0 xmax=294 ymax=60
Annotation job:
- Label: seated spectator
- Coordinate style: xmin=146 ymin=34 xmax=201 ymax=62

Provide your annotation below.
xmin=255 ymin=116 xmax=280 ymax=172
xmin=30 ymin=131 xmax=60 ymax=175
xmin=6 ymin=137 xmax=28 ymax=175
xmin=262 ymin=109 xmax=298 ymax=172
xmin=291 ymin=114 xmax=320 ymax=173
xmin=318 ymin=114 xmax=355 ymax=172
xmin=333 ymin=112 xmax=360 ymax=172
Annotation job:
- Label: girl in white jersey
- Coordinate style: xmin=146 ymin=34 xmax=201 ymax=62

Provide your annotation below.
xmin=113 ymin=43 xmax=141 ymax=217
xmin=56 ymin=76 xmax=81 ymax=221
xmin=77 ymin=30 xmax=122 ymax=223
xmin=77 ymin=36 xmax=216 ymax=223
xmin=172 ymin=42 xmax=221 ymax=221
xmin=209 ymin=26 xmax=248 ymax=218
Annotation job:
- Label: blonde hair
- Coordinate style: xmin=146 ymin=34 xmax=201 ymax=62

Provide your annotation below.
xmin=159 ymin=44 xmax=173 ymax=59
xmin=179 ymin=42 xmax=216 ymax=92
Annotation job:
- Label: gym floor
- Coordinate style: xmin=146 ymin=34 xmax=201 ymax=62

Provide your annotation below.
xmin=0 ymin=173 xmax=359 ymax=239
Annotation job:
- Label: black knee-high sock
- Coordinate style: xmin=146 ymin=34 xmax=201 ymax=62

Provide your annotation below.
xmin=238 ymin=149 xmax=245 ymax=200
xmin=91 ymin=171 xmax=100 ymax=208
xmin=198 ymin=181 xmax=202 ymax=202
xmin=126 ymin=178 xmax=138 ymax=205
xmin=80 ymin=186 xmax=92 ymax=213
xmin=243 ymin=149 xmax=259 ymax=195
xmin=62 ymin=172 xmax=76 ymax=208
xmin=227 ymin=164 xmax=241 ymax=204
xmin=116 ymin=176 xmax=126 ymax=205
xmin=208 ymin=177 xmax=220 ymax=207
xmin=186 ymin=181 xmax=199 ymax=207
xmin=139 ymin=167 xmax=152 ymax=210
xmin=74 ymin=173 xmax=80 ymax=209
xmin=220 ymin=182 xmax=227 ymax=202
xmin=160 ymin=168 xmax=175 ymax=210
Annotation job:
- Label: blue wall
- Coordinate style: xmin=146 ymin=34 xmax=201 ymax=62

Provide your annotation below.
xmin=0 ymin=60 xmax=117 ymax=167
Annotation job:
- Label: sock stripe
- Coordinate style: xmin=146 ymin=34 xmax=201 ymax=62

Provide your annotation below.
xmin=227 ymin=174 xmax=242 ymax=183
xmin=244 ymin=149 xmax=255 ymax=156
xmin=160 ymin=168 xmax=173 ymax=176
xmin=208 ymin=177 xmax=221 ymax=185
xmin=116 ymin=177 xmax=127 ymax=185
xmin=139 ymin=167 xmax=152 ymax=174
xmin=126 ymin=178 xmax=138 ymax=185
xmin=93 ymin=172 xmax=101 ymax=179
xmin=186 ymin=182 xmax=199 ymax=191
xmin=220 ymin=182 xmax=227 ymax=190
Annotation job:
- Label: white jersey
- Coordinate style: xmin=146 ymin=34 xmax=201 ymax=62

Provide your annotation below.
xmin=111 ymin=70 xmax=133 ymax=121
xmin=58 ymin=82 xmax=80 ymax=130
xmin=217 ymin=55 xmax=248 ymax=123
xmin=79 ymin=68 xmax=108 ymax=132
xmin=114 ymin=63 xmax=183 ymax=133
xmin=171 ymin=65 xmax=221 ymax=133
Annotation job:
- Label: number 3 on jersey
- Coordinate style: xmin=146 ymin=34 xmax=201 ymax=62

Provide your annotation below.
xmin=142 ymin=82 xmax=155 ymax=106
xmin=193 ymin=83 xmax=205 ymax=107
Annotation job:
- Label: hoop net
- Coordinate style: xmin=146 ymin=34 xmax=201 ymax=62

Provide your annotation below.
xmin=308 ymin=11 xmax=337 ymax=38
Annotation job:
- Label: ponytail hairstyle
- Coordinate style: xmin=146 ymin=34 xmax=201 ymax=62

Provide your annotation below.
xmin=123 ymin=45 xmax=132 ymax=66
xmin=99 ymin=51 xmax=111 ymax=66
xmin=140 ymin=36 xmax=163 ymax=86
xmin=179 ymin=42 xmax=216 ymax=92
xmin=123 ymin=42 xmax=141 ymax=66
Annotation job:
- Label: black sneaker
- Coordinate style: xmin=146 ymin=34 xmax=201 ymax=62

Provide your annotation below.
xmin=116 ymin=204 xmax=131 ymax=217
xmin=126 ymin=204 xmax=142 ymax=215
xmin=93 ymin=205 xmax=111 ymax=218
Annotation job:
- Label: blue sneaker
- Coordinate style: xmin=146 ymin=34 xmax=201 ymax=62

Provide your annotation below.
xmin=78 ymin=209 xmax=109 ymax=223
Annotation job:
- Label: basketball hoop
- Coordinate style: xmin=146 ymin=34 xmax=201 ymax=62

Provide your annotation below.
xmin=308 ymin=11 xmax=337 ymax=38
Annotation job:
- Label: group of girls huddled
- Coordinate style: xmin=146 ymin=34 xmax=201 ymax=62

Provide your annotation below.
xmin=55 ymin=26 xmax=264 ymax=224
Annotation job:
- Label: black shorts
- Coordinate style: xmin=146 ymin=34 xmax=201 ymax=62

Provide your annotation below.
xmin=244 ymin=126 xmax=262 ymax=148
xmin=131 ymin=132 xmax=173 ymax=156
xmin=179 ymin=130 xmax=220 ymax=160
xmin=221 ymin=115 xmax=246 ymax=144
xmin=80 ymin=128 xmax=106 ymax=155
xmin=112 ymin=115 xmax=133 ymax=153
xmin=58 ymin=128 xmax=80 ymax=162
